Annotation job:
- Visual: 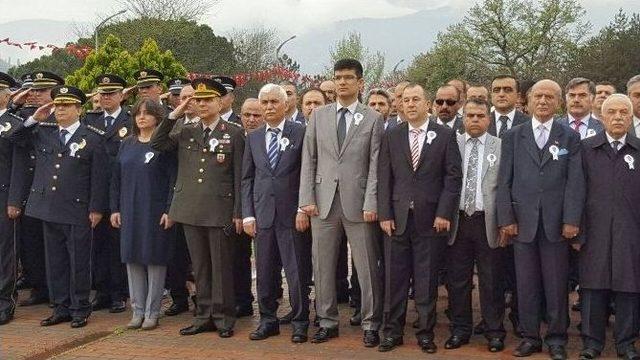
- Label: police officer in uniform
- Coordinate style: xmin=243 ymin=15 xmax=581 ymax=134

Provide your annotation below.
xmin=134 ymin=69 xmax=171 ymax=113
xmin=167 ymin=78 xmax=190 ymax=110
xmin=2 ymin=85 xmax=108 ymax=328
xmin=216 ymin=76 xmax=241 ymax=124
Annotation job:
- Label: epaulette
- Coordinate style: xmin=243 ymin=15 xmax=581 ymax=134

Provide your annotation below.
xmin=86 ymin=124 xmax=106 ymax=135
xmin=40 ymin=122 xmax=58 ymax=127
xmin=85 ymin=109 xmax=102 ymax=114
xmin=7 ymin=112 xmax=24 ymax=122
xmin=224 ymin=120 xmax=241 ymax=128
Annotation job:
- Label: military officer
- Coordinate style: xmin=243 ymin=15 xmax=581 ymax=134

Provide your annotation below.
xmin=2 ymin=85 xmax=108 ymax=328
xmin=151 ymin=78 xmax=244 ymax=338
xmin=82 ymin=74 xmax=131 ymax=313
xmin=134 ymin=69 xmax=167 ymax=108
xmin=167 ymin=77 xmax=190 ymax=110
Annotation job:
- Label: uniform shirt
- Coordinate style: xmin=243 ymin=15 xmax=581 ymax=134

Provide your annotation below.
xmin=58 ymin=121 xmax=81 ymax=145
xmin=459 ymin=133 xmax=486 ymax=211
xmin=103 ymin=106 xmax=122 ymax=124
xmin=495 ymin=108 xmax=516 ymax=134
xmin=201 ymin=119 xmax=219 ymax=132
xmin=567 ymin=113 xmax=591 ymax=139
xmin=606 ymin=132 xmax=626 ymax=151
xmin=221 ymin=109 xmax=233 ymax=122
xmin=336 ymin=101 xmax=358 ymax=134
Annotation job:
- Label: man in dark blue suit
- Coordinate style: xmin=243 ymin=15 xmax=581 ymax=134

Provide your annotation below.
xmin=497 ymin=80 xmax=586 ymax=360
xmin=82 ymin=74 xmax=131 ymax=313
xmin=557 ymin=78 xmax=604 ymax=140
xmin=241 ymin=83 xmax=311 ymax=343
xmin=2 ymin=86 xmax=108 ymax=328
xmin=488 ymin=75 xmax=530 ymax=138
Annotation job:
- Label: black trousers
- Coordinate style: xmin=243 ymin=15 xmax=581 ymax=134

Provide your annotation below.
xmin=514 ymin=219 xmax=569 ymax=347
xmin=581 ymin=289 xmax=640 ymax=353
xmin=383 ymin=212 xmax=447 ymax=341
xmin=255 ymin=222 xmax=311 ymax=330
xmin=233 ymin=231 xmax=254 ymax=310
xmin=166 ymin=224 xmax=190 ymax=306
xmin=503 ymin=244 xmax=519 ymax=319
xmin=92 ymin=218 xmax=127 ymax=302
xmin=447 ymin=212 xmax=505 ymax=339
xmin=43 ymin=221 xmax=92 ymax=319
xmin=0 ymin=211 xmax=17 ymax=314
xmin=18 ymin=215 xmax=48 ymax=296
xmin=183 ymin=225 xmax=235 ymax=330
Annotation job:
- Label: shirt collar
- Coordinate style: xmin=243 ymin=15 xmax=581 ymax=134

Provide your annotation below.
xmin=221 ymin=109 xmax=233 ymax=121
xmin=606 ymin=132 xmax=626 ymax=146
xmin=437 ymin=117 xmax=456 ymax=126
xmin=201 ymin=119 xmax=220 ymax=131
xmin=408 ymin=119 xmax=430 ymax=132
xmin=465 ymin=132 xmax=487 ymax=145
xmin=336 ymin=101 xmax=359 ymax=114
xmin=59 ymin=120 xmax=81 ymax=135
xmin=634 ymin=116 xmax=640 ymax=127
xmin=266 ymin=119 xmax=286 ymax=133
xmin=104 ymin=106 xmax=122 ymax=119
xmin=495 ymin=108 xmax=516 ymax=121
xmin=567 ymin=113 xmax=590 ymax=125
xmin=531 ymin=117 xmax=554 ymax=132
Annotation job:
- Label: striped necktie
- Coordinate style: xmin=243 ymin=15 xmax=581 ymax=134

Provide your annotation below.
xmin=410 ymin=128 xmax=423 ymax=171
xmin=267 ymin=128 xmax=281 ymax=169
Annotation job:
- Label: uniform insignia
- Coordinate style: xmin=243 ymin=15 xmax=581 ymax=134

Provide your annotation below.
xmin=119 ymin=127 xmax=128 ymax=137
xmin=223 ymin=133 xmax=230 ymax=139
xmin=175 ymin=79 xmax=182 ymax=85
xmin=197 ymin=83 xmax=206 ymax=91
xmin=102 ymin=77 xmax=110 ymax=83
xmin=216 ymin=154 xmax=225 ymax=163
xmin=36 ymin=73 xmax=43 ymax=79
xmin=140 ymin=71 xmax=147 ymax=78
xmin=8 ymin=112 xmax=25 ymax=122
xmin=87 ymin=124 xmax=106 ymax=135
xmin=60 ymin=87 xmax=68 ymax=94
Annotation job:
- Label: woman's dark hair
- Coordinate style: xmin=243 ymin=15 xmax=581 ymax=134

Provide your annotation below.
xmin=130 ymin=98 xmax=166 ymax=137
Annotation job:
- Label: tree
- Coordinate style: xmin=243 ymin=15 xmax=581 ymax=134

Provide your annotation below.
xmin=228 ymin=27 xmax=280 ymax=73
xmin=8 ymin=47 xmax=82 ymax=79
xmin=130 ymin=38 xmax=187 ymax=81
xmin=328 ymin=31 xmax=385 ymax=88
xmin=117 ymin=0 xmax=218 ymax=21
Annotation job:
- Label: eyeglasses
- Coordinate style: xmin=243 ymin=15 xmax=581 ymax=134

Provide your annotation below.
xmin=434 ymin=99 xmax=457 ymax=106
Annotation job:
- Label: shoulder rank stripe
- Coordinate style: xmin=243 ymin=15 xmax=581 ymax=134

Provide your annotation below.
xmin=39 ymin=122 xmax=58 ymax=127
xmin=8 ymin=112 xmax=24 ymax=121
xmin=87 ymin=124 xmax=106 ymax=135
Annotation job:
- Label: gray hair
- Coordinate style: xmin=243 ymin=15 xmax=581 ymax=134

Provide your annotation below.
xmin=627 ymin=75 xmax=640 ymax=93
xmin=258 ymin=83 xmax=288 ymax=102
xmin=601 ymin=93 xmax=633 ymax=113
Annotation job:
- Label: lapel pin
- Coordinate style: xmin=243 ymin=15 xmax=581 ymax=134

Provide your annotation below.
xmin=487 ymin=153 xmax=497 ymax=167
xmin=625 ymin=154 xmax=635 ymax=170
xmin=119 ymin=127 xmax=128 ymax=138
xmin=549 ymin=145 xmax=559 ymax=160
xmin=426 ymin=130 xmax=437 ymax=145
xmin=69 ymin=142 xmax=80 ymax=157
xmin=144 ymin=152 xmax=155 ymax=164
xmin=586 ymin=129 xmax=596 ymax=138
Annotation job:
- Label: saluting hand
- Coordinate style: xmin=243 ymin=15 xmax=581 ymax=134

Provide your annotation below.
xmin=10 ymin=88 xmax=30 ymax=105
xmin=89 ymin=212 xmax=103 ymax=229
xmin=122 ymin=86 xmax=136 ymax=100
xmin=169 ymin=95 xmax=193 ymax=120
xmin=32 ymin=102 xmax=54 ymax=122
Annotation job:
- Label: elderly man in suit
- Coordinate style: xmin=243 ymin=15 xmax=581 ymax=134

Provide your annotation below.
xmin=431 ymin=85 xmax=464 ymax=134
xmin=489 ymin=75 xmax=530 ymax=138
xmin=377 ymin=83 xmax=462 ymax=354
xmin=558 ymin=78 xmax=604 ymax=140
xmin=498 ymin=79 xmax=586 ymax=360
xmin=445 ymin=98 xmax=505 ymax=352
xmin=151 ymin=78 xmax=244 ymax=338
xmin=299 ymin=58 xmax=384 ymax=347
xmin=578 ymin=94 xmax=640 ymax=360
xmin=627 ymin=75 xmax=640 ymax=137
xmin=242 ymin=84 xmax=310 ymax=343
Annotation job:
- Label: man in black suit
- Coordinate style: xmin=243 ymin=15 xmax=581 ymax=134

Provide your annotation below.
xmin=3 ymin=86 xmax=108 ymax=328
xmin=367 ymin=89 xmax=395 ymax=130
xmin=497 ymin=80 xmax=586 ymax=360
xmin=377 ymin=83 xmax=462 ymax=354
xmin=431 ymin=85 xmax=464 ymax=134
xmin=242 ymin=84 xmax=311 ymax=343
xmin=488 ymin=75 xmax=530 ymax=138
xmin=579 ymin=94 xmax=640 ymax=360
xmin=83 ymin=74 xmax=131 ymax=313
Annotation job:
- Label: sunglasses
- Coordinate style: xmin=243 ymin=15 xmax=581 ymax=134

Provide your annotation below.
xmin=434 ymin=99 xmax=457 ymax=106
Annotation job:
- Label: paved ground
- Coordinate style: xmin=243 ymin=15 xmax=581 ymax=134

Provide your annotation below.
xmin=0 ymin=284 xmax=621 ymax=359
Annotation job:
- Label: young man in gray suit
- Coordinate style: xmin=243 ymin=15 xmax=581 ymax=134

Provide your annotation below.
xmin=299 ymin=59 xmax=384 ymax=347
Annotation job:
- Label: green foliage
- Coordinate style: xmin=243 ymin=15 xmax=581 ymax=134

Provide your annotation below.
xmin=8 ymin=48 xmax=82 ymax=79
xmin=130 ymin=38 xmax=187 ymax=80
xmin=328 ymin=31 xmax=385 ymax=88
xmin=229 ymin=27 xmax=279 ymax=73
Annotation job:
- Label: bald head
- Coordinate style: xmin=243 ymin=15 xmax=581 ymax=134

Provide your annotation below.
xmin=528 ymin=79 xmax=562 ymax=122
xmin=240 ymin=98 xmax=264 ymax=132
xmin=179 ymin=85 xmax=195 ymax=117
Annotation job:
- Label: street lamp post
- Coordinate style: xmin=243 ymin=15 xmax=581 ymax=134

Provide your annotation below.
xmin=94 ymin=9 xmax=127 ymax=50
xmin=393 ymin=59 xmax=405 ymax=73
xmin=276 ymin=35 xmax=297 ymax=64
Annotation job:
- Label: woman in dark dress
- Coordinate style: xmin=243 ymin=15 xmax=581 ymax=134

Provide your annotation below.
xmin=110 ymin=99 xmax=176 ymax=330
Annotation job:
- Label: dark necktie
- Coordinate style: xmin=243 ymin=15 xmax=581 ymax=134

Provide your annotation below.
xmin=104 ymin=116 xmax=114 ymax=129
xmin=497 ymin=115 xmax=509 ymax=137
xmin=59 ymin=129 xmax=68 ymax=146
xmin=203 ymin=127 xmax=211 ymax=143
xmin=612 ymin=140 xmax=620 ymax=154
xmin=267 ymin=128 xmax=281 ymax=169
xmin=337 ymin=108 xmax=348 ymax=150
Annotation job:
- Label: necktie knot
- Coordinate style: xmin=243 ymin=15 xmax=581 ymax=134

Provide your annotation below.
xmin=104 ymin=116 xmax=114 ymax=128
xmin=612 ymin=140 xmax=621 ymax=152
xmin=410 ymin=128 xmax=423 ymax=137
xmin=59 ymin=129 xmax=68 ymax=145
xmin=268 ymin=128 xmax=281 ymax=134
xmin=498 ymin=115 xmax=509 ymax=123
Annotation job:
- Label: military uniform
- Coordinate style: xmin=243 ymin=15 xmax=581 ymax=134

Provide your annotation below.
xmin=151 ymin=78 xmax=243 ymax=335
xmin=3 ymin=86 xmax=108 ymax=328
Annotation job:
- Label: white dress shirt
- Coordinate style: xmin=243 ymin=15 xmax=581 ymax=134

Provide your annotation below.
xmin=567 ymin=113 xmax=590 ymax=139
xmin=59 ymin=121 xmax=81 ymax=145
xmin=532 ymin=117 xmax=554 ymax=145
xmin=289 ymin=109 xmax=300 ymax=123
xmin=460 ymin=133 xmax=486 ymax=211
xmin=633 ymin=116 xmax=640 ymax=136
xmin=407 ymin=120 xmax=429 ymax=157
xmin=336 ymin=101 xmax=359 ymax=134
xmin=0 ymin=108 xmax=6 ymax=118
xmin=221 ymin=109 xmax=233 ymax=122
xmin=103 ymin=106 xmax=122 ymax=122
xmin=495 ymin=108 xmax=516 ymax=134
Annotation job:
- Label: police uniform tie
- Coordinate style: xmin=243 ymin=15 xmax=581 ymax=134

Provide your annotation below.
xmin=104 ymin=116 xmax=114 ymax=129
xmin=497 ymin=115 xmax=509 ymax=137
xmin=464 ymin=138 xmax=480 ymax=216
xmin=337 ymin=107 xmax=348 ymax=150
xmin=267 ymin=128 xmax=281 ymax=169
xmin=59 ymin=129 xmax=69 ymax=146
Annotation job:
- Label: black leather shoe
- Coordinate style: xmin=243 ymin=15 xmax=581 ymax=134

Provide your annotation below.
xmin=291 ymin=328 xmax=308 ymax=343
xmin=549 ymin=345 xmax=567 ymax=360
xmin=350 ymin=310 xmax=362 ymax=326
xmin=165 ymin=302 xmax=189 ymax=316
xmin=279 ymin=310 xmax=294 ymax=325
xmin=419 ymin=339 xmax=437 ymax=354
xmin=19 ymin=293 xmax=48 ymax=307
xmin=488 ymin=337 xmax=505 ymax=352
xmin=179 ymin=322 xmax=216 ymax=336
xmin=618 ymin=347 xmax=640 ymax=360
xmin=578 ymin=348 xmax=600 ymax=360
xmin=378 ymin=337 xmax=403 ymax=352
xmin=513 ymin=341 xmax=542 ymax=357
xmin=474 ymin=319 xmax=486 ymax=335
xmin=218 ymin=329 xmax=234 ymax=338
xmin=109 ymin=300 xmax=126 ymax=313
xmin=0 ymin=312 xmax=14 ymax=325
xmin=311 ymin=327 xmax=339 ymax=343
xmin=91 ymin=297 xmax=110 ymax=311
xmin=249 ymin=325 xmax=280 ymax=340
xmin=363 ymin=330 xmax=379 ymax=347
xmin=236 ymin=305 xmax=253 ymax=318
xmin=70 ymin=317 xmax=88 ymax=328
xmin=444 ymin=335 xmax=469 ymax=349
xmin=40 ymin=313 xmax=72 ymax=326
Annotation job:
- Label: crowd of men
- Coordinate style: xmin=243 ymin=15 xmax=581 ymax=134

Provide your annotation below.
xmin=0 ymin=58 xmax=640 ymax=360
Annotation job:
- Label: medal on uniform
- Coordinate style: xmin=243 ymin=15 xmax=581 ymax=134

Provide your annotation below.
xmin=144 ymin=152 xmax=155 ymax=164
xmin=549 ymin=145 xmax=559 ymax=160
xmin=586 ymin=129 xmax=596 ymax=138
xmin=216 ymin=153 xmax=225 ymax=163
xmin=223 ymin=133 xmax=231 ymax=140
xmin=119 ymin=127 xmax=128 ymax=138
xmin=279 ymin=137 xmax=290 ymax=151
xmin=426 ymin=130 xmax=437 ymax=145
xmin=354 ymin=113 xmax=363 ymax=126
xmin=625 ymin=154 xmax=635 ymax=170
xmin=0 ymin=122 xmax=10 ymax=135
xmin=487 ymin=153 xmax=497 ymax=167
xmin=209 ymin=138 xmax=219 ymax=152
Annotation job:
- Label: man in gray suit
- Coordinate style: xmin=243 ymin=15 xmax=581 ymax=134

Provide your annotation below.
xmin=445 ymin=98 xmax=505 ymax=353
xmin=299 ymin=59 xmax=383 ymax=347
xmin=497 ymin=80 xmax=586 ymax=360
xmin=627 ymin=75 xmax=640 ymax=136
xmin=558 ymin=77 xmax=604 ymax=139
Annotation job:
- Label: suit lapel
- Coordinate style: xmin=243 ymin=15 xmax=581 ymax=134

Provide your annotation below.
xmin=326 ymin=106 xmax=340 ymax=157
xmin=273 ymin=121 xmax=293 ymax=172
xmin=339 ymin=103 xmax=364 ymax=157
xmin=482 ymin=136 xmax=496 ymax=180
xmin=415 ymin=121 xmax=435 ymax=171
xmin=398 ymin=123 xmax=413 ymax=170
xmin=541 ymin=121 xmax=564 ymax=166
xmin=522 ymin=124 xmax=542 ymax=166
xmin=64 ymin=125 xmax=86 ymax=154
xmin=255 ymin=125 xmax=271 ymax=172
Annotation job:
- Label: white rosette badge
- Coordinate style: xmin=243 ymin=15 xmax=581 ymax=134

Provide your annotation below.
xmin=625 ymin=154 xmax=635 ymax=170
xmin=487 ymin=153 xmax=497 ymax=167
xmin=279 ymin=137 xmax=290 ymax=151
xmin=144 ymin=152 xmax=155 ymax=164
xmin=549 ymin=145 xmax=559 ymax=160
xmin=209 ymin=138 xmax=219 ymax=152
xmin=353 ymin=113 xmax=363 ymax=126
xmin=426 ymin=130 xmax=437 ymax=145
